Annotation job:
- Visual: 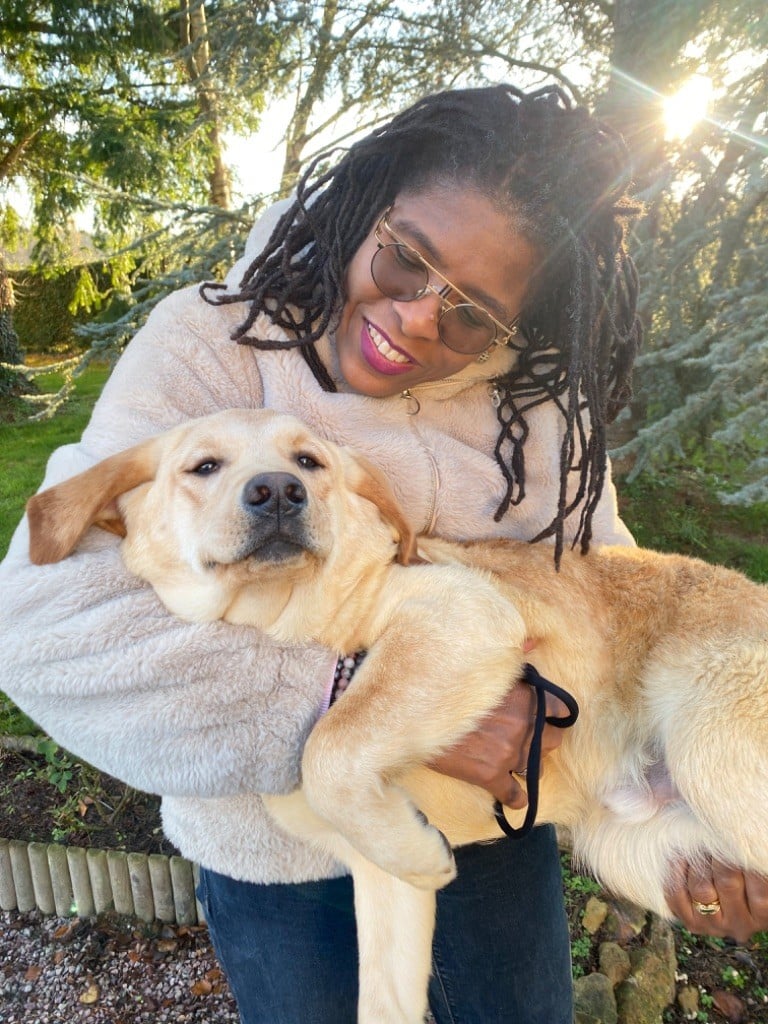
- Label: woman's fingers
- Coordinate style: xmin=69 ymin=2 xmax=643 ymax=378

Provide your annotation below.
xmin=429 ymin=678 xmax=569 ymax=806
xmin=665 ymin=859 xmax=768 ymax=943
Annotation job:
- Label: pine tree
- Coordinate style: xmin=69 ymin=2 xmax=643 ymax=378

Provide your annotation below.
xmin=0 ymin=257 xmax=31 ymax=404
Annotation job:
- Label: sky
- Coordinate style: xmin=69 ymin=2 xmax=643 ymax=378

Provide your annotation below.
xmin=224 ymin=96 xmax=295 ymax=203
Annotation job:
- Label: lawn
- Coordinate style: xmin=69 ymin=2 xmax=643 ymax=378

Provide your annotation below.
xmin=619 ymin=471 xmax=768 ymax=584
xmin=0 ymin=363 xmax=111 ymax=560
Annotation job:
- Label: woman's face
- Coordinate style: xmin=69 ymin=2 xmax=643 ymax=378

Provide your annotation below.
xmin=333 ymin=187 xmax=539 ymax=397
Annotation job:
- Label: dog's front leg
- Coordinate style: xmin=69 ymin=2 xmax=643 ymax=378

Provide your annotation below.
xmin=349 ymin=850 xmax=436 ymax=1024
xmin=301 ymin=599 xmax=524 ymax=886
xmin=264 ymin=801 xmax=436 ymax=1024
xmin=301 ymin=646 xmax=459 ymax=888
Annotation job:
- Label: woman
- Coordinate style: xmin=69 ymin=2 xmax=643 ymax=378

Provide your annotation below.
xmin=1 ymin=84 xmax=765 ymax=1024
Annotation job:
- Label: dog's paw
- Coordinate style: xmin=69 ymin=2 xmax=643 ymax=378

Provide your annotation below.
xmin=379 ymin=815 xmax=457 ymax=890
xmin=400 ymin=844 xmax=457 ymax=890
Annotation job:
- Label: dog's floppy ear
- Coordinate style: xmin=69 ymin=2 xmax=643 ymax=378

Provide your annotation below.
xmin=339 ymin=449 xmax=420 ymax=566
xmin=27 ymin=436 xmax=163 ymax=565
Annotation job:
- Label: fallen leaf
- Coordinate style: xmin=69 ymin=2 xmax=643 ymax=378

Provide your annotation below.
xmin=712 ymin=989 xmax=747 ymax=1023
xmin=79 ymin=983 xmax=100 ymax=1005
xmin=155 ymin=939 xmax=178 ymax=953
xmin=24 ymin=965 xmax=42 ymax=982
xmin=190 ymin=978 xmax=213 ymax=996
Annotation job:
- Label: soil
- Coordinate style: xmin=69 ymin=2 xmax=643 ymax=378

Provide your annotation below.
xmin=2 ymin=745 xmax=768 ymax=1023
xmin=0 ymin=748 xmax=176 ymax=857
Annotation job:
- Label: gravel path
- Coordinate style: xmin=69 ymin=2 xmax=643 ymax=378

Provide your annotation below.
xmin=0 ymin=909 xmax=240 ymax=1023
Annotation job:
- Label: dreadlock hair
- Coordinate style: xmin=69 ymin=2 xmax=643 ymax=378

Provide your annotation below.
xmin=201 ymin=83 xmax=642 ymax=563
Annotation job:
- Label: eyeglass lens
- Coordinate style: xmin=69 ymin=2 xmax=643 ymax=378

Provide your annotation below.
xmin=370 ymin=243 xmax=497 ymax=354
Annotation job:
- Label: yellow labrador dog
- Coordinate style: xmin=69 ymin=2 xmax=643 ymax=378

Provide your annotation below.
xmin=27 ymin=408 xmax=768 ymax=1024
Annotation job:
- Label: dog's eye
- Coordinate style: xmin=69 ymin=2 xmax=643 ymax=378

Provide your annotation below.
xmin=296 ymin=452 xmax=323 ymax=470
xmin=190 ymin=459 xmax=220 ymax=476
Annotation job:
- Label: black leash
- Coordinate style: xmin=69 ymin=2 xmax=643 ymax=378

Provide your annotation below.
xmin=493 ymin=663 xmax=579 ymax=840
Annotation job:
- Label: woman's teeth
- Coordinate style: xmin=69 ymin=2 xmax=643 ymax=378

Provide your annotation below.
xmin=368 ymin=323 xmax=411 ymax=364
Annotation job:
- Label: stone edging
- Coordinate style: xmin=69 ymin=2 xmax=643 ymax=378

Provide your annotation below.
xmin=2 ymin=836 xmax=688 ymax=1022
xmin=0 ymin=837 xmax=202 ymax=925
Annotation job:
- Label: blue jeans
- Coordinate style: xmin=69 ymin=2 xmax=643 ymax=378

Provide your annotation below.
xmin=197 ymin=825 xmax=573 ymax=1023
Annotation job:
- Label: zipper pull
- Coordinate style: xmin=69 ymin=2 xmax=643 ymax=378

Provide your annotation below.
xmin=489 ymin=385 xmax=501 ymax=409
xmin=400 ymin=389 xmax=421 ymax=415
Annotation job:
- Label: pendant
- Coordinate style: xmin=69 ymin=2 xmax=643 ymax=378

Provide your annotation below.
xmin=400 ymin=389 xmax=421 ymax=415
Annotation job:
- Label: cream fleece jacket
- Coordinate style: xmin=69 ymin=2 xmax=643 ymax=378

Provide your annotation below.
xmin=0 ymin=211 xmax=633 ymax=883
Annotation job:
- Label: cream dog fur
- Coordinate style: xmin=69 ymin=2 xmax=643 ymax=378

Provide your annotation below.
xmin=27 ymin=408 xmax=768 ymax=1024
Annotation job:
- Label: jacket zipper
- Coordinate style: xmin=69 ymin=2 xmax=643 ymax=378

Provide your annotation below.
xmin=398 ymin=379 xmax=499 ymax=535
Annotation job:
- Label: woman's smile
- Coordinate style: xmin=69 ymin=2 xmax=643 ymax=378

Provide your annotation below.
xmin=360 ymin=318 xmax=418 ymax=375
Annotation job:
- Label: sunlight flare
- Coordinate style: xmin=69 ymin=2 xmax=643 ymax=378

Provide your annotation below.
xmin=663 ymin=75 xmax=713 ymax=140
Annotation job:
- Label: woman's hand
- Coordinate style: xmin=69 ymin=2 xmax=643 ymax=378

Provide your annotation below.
xmin=664 ymin=859 xmax=768 ymax=943
xmin=429 ymin=678 xmax=569 ymax=808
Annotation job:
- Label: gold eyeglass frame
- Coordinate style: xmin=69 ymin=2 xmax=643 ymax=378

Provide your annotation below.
xmin=373 ymin=208 xmax=519 ymax=352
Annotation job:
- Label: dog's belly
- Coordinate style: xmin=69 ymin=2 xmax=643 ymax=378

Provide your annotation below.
xmin=602 ymin=755 xmax=685 ymax=824
xmin=399 ymin=756 xmax=686 ymax=847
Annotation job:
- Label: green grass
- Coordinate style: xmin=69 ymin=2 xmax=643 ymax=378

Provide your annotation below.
xmin=0 ymin=363 xmax=112 ymax=736
xmin=0 ymin=363 xmax=111 ymax=560
xmin=618 ymin=470 xmax=768 ymax=583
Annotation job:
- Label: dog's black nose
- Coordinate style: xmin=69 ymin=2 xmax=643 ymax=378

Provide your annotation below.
xmin=242 ymin=473 xmax=307 ymax=517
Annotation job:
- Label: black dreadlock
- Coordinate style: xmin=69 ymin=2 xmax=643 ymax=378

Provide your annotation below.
xmin=201 ymin=84 xmax=642 ymax=562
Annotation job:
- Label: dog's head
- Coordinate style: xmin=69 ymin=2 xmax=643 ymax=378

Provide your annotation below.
xmin=27 ymin=409 xmax=417 ymax=623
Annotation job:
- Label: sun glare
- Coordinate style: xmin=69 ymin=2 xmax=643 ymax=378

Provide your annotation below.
xmin=663 ymin=75 xmax=714 ymax=141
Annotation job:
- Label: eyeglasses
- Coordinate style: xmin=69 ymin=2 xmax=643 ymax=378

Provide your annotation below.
xmin=371 ymin=209 xmax=519 ymax=355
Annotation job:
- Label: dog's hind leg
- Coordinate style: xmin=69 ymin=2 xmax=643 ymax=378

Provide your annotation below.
xmin=571 ymin=805 xmax=709 ymax=917
xmin=652 ymin=640 xmax=768 ymax=873
xmin=349 ymin=851 xmax=436 ymax=1024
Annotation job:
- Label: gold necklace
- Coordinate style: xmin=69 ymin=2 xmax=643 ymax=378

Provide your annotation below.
xmin=400 ymin=378 xmax=500 ymax=416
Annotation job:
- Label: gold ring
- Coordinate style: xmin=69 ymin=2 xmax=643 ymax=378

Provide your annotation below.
xmin=692 ymin=899 xmax=721 ymax=916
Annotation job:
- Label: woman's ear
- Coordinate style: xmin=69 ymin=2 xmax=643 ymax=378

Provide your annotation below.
xmin=339 ymin=448 xmax=421 ymax=566
xmin=26 ymin=437 xmax=162 ymax=565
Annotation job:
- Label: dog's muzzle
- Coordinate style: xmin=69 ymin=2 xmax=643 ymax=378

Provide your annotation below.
xmin=240 ymin=472 xmax=310 ymax=560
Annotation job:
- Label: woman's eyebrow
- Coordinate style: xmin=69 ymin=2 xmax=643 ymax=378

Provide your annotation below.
xmin=392 ymin=216 xmax=514 ymax=324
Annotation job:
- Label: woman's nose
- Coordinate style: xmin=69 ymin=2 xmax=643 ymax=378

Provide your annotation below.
xmin=392 ymin=292 xmax=443 ymax=341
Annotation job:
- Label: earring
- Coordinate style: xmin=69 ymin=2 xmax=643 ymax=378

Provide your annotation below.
xmin=475 ymin=350 xmax=490 ymax=364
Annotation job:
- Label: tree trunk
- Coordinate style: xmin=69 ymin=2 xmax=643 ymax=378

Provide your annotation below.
xmin=279 ymin=0 xmax=340 ymax=196
xmin=180 ymin=0 xmax=232 ymax=210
